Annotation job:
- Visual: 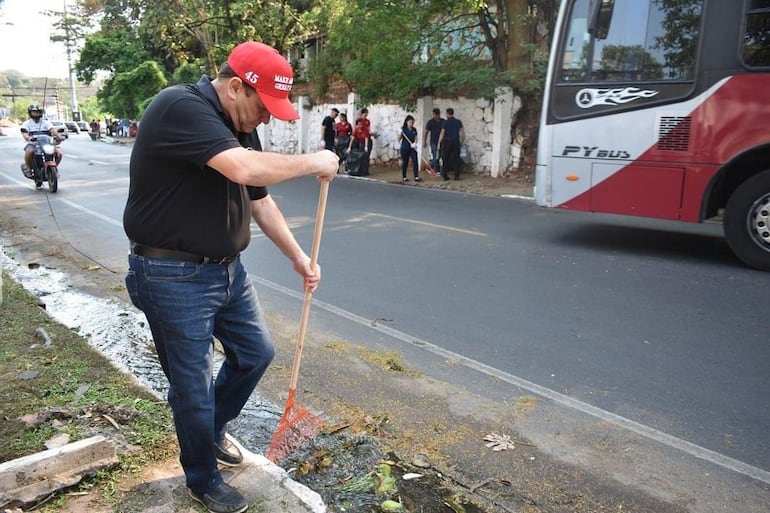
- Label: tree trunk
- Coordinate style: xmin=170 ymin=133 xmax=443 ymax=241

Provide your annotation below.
xmin=506 ymin=0 xmax=531 ymax=72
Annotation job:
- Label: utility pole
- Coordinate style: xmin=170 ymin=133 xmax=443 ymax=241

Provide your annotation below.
xmin=2 ymin=24 xmax=17 ymax=123
xmin=63 ymin=0 xmax=80 ymax=121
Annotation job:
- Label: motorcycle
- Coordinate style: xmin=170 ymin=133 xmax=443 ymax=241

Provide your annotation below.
xmin=21 ymin=134 xmax=60 ymax=192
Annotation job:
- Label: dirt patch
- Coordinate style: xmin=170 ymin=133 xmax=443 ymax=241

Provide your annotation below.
xmin=363 ymin=162 xmax=535 ymax=198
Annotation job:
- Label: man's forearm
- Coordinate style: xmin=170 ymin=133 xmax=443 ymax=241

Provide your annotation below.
xmin=209 ymin=147 xmax=337 ymax=187
xmin=251 ymin=195 xmax=305 ymax=264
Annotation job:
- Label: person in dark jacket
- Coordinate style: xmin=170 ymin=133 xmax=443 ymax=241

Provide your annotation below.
xmin=437 ymin=107 xmax=465 ymax=180
xmin=423 ymin=108 xmax=443 ymax=176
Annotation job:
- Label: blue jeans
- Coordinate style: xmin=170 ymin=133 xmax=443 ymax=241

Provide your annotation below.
xmin=126 ymin=254 xmax=275 ymax=493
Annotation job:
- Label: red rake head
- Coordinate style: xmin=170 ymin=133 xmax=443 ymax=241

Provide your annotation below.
xmin=266 ymin=403 xmax=324 ymax=463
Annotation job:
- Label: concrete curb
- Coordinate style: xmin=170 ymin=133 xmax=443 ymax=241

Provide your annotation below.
xmin=225 ymin=435 xmax=326 ymax=513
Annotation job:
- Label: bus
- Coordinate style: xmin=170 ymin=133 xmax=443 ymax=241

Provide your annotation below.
xmin=535 ymin=0 xmax=770 ymax=271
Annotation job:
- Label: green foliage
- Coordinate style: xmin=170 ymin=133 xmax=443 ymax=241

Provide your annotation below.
xmin=65 ymin=0 xmax=557 ymax=117
xmin=79 ymin=96 xmax=108 ymax=123
xmin=311 ymin=0 xmax=556 ymax=107
xmin=172 ymin=62 xmax=206 ymax=85
xmin=71 ymin=0 xmax=322 ymax=119
xmin=0 ymin=270 xmax=174 ymax=464
xmin=77 ymin=29 xmax=153 ymax=84
xmin=305 ymin=51 xmax=336 ymax=99
xmin=98 ymin=61 xmax=167 ymax=119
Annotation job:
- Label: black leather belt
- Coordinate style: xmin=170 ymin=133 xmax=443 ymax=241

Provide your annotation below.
xmin=131 ymin=243 xmax=238 ymax=265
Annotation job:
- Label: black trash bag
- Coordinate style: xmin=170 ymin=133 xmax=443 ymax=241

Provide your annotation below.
xmin=334 ymin=136 xmax=350 ymax=161
xmin=345 ymin=148 xmax=369 ymax=176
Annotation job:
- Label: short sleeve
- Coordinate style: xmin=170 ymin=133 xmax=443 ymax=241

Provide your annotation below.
xmin=247 ymin=185 xmax=268 ymax=201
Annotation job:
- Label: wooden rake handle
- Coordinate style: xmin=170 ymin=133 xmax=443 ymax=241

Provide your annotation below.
xmin=288 ymin=180 xmax=330 ymax=392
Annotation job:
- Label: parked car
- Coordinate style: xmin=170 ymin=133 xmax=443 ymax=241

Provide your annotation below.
xmin=64 ymin=121 xmax=80 ymax=134
xmin=76 ymin=121 xmax=89 ymax=133
xmin=49 ymin=120 xmax=68 ymax=139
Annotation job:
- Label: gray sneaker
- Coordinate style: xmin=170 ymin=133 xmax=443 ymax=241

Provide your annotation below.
xmin=188 ymin=482 xmax=247 ymax=513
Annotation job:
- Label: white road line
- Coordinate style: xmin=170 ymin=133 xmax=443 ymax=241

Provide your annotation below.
xmin=252 ymin=273 xmax=770 ymax=486
xmin=366 ymin=212 xmax=487 ymax=237
xmin=57 ymin=199 xmax=122 ymax=227
xmin=2 ymin=169 xmax=766 ymax=485
xmin=0 ymin=171 xmax=122 ymax=227
xmin=67 ymin=155 xmax=113 ymax=166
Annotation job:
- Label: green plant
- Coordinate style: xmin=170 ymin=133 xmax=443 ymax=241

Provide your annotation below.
xmin=0 ymin=269 xmax=176 ymax=510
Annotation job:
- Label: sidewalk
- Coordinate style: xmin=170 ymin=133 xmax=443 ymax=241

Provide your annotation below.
xmin=101 ymin=135 xmax=535 ymax=199
xmin=346 ymin=162 xmax=534 ymax=198
xmin=135 ymin=440 xmax=327 ymax=513
xmin=45 ymin=437 xmax=327 ymax=513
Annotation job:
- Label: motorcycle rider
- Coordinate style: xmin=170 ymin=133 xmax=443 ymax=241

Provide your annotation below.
xmin=20 ymin=105 xmax=63 ymax=185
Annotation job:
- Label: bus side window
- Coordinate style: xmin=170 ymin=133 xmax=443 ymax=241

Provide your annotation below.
xmin=743 ymin=1 xmax=770 ymax=67
xmin=559 ymin=0 xmax=704 ymax=83
xmin=559 ymin=0 xmax=592 ymax=82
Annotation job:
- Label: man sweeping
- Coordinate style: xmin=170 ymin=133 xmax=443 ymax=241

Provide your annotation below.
xmin=123 ymin=42 xmax=338 ymax=513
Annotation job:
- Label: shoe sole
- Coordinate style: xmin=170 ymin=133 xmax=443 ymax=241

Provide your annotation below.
xmin=215 ymin=441 xmax=244 ymax=467
xmin=188 ymin=489 xmax=248 ymax=513
xmin=216 ymin=456 xmax=244 ymax=467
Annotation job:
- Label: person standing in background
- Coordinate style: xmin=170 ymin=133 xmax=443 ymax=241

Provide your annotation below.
xmin=333 ymin=112 xmax=352 ymax=162
xmin=437 ymin=107 xmax=464 ymax=181
xmin=321 ymin=107 xmax=338 ymax=150
xmin=356 ymin=108 xmax=373 ymax=159
xmin=423 ymin=108 xmax=443 ymax=177
xmin=346 ymin=117 xmax=370 ymax=176
xmin=398 ymin=115 xmax=421 ymax=182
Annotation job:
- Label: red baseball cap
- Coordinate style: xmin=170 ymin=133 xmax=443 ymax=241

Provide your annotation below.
xmin=227 ymin=42 xmax=299 ymax=121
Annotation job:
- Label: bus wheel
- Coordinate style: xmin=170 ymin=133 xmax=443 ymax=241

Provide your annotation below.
xmin=724 ymin=169 xmax=770 ymax=271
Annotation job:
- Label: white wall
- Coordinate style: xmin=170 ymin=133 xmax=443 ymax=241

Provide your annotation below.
xmin=260 ymin=90 xmax=524 ymax=175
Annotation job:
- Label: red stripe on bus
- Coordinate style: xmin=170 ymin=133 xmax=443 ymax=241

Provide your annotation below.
xmin=558 ymin=74 xmax=770 ymax=222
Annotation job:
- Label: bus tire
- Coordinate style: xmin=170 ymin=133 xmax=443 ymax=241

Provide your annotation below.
xmin=723 ymin=169 xmax=770 ymax=271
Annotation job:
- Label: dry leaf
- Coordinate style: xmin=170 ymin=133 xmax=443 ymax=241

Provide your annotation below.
xmin=483 ymin=433 xmax=516 ymax=451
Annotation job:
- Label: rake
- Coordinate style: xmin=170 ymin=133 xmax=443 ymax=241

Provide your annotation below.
xmin=266 ymin=180 xmax=330 ymax=464
xmin=421 ymin=154 xmax=437 ymax=176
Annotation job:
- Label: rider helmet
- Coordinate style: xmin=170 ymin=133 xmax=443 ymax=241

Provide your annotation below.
xmin=28 ymin=104 xmax=43 ymax=120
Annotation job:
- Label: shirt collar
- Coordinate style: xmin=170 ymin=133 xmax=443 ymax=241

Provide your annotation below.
xmin=198 ymin=75 xmax=254 ymax=137
xmin=196 ymin=75 xmax=225 ymax=113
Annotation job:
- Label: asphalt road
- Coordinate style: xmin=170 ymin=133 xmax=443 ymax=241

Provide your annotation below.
xmin=1 ymin=132 xmax=768 ymax=510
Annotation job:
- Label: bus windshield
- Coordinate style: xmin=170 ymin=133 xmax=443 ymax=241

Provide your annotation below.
xmin=559 ymin=0 xmax=704 ymax=83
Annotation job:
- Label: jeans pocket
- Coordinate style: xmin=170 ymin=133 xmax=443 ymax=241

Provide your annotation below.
xmin=144 ymin=260 xmax=200 ymax=281
xmin=125 ymin=270 xmax=142 ymax=310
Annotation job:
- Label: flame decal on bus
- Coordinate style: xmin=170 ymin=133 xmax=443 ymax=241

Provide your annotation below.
xmin=576 ymin=87 xmax=660 ymax=109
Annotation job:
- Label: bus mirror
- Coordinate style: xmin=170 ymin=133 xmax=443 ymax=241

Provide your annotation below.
xmin=588 ymin=0 xmax=615 ymax=41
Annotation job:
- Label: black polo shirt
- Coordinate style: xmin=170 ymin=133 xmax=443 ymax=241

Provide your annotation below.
xmin=424 ymin=117 xmax=443 ymax=145
xmin=123 ymin=76 xmax=268 ymax=259
xmin=442 ymin=117 xmax=463 ymax=142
